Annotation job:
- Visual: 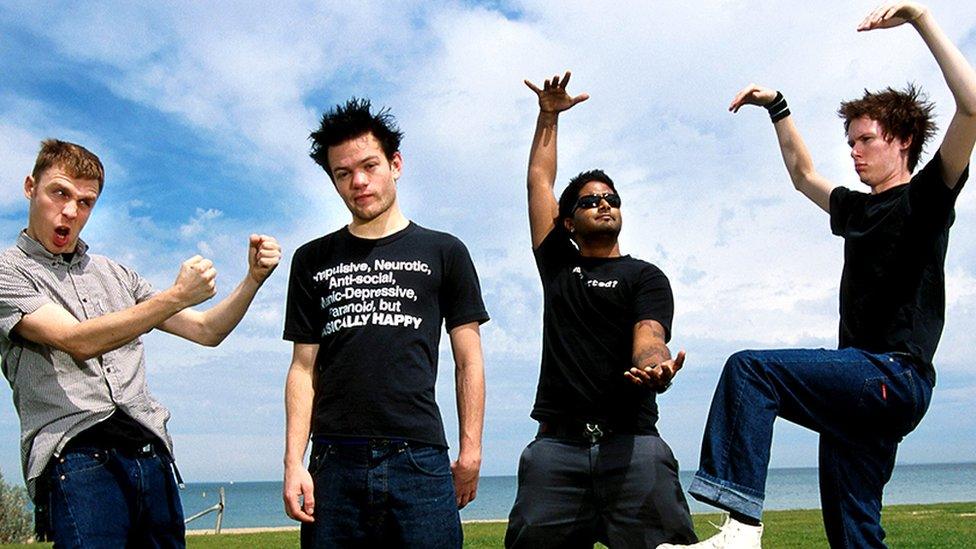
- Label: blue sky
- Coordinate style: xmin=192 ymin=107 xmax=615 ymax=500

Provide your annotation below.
xmin=2 ymin=1 xmax=975 ymax=486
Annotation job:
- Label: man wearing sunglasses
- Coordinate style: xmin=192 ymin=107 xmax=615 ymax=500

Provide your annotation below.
xmin=505 ymin=72 xmax=697 ymax=548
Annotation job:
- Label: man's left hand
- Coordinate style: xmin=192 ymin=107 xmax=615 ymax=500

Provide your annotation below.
xmin=248 ymin=234 xmax=281 ymax=284
xmin=451 ymin=453 xmax=481 ymax=509
xmin=625 ymin=350 xmax=686 ymax=392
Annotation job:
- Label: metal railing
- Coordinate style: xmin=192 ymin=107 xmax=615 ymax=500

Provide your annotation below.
xmin=184 ymin=486 xmax=225 ymax=533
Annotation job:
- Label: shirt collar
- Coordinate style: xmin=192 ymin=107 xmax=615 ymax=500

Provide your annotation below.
xmin=17 ymin=230 xmax=89 ymax=264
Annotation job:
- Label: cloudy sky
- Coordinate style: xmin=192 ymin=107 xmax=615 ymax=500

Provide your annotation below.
xmin=2 ymin=0 xmax=975 ymax=488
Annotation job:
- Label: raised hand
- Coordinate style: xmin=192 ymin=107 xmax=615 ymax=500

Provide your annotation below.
xmin=248 ymin=234 xmax=281 ymax=285
xmin=729 ymin=84 xmax=779 ymax=113
xmin=172 ymin=255 xmax=217 ymax=307
xmin=525 ymin=71 xmax=590 ymax=114
xmin=858 ymin=2 xmax=927 ymax=31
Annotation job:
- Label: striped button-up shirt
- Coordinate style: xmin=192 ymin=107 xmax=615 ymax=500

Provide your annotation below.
xmin=0 ymin=232 xmax=174 ymax=499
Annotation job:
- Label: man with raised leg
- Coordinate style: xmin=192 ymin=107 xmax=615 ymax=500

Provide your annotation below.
xmin=660 ymin=3 xmax=976 ymax=548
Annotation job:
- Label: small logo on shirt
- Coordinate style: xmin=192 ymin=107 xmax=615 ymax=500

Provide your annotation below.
xmin=572 ymin=266 xmax=619 ymax=288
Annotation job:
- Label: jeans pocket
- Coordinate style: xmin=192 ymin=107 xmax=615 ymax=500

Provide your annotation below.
xmin=404 ymin=444 xmax=451 ymax=477
xmin=53 ymin=449 xmax=111 ymax=478
xmin=307 ymin=444 xmax=333 ymax=477
xmin=858 ymin=370 xmax=917 ymax=438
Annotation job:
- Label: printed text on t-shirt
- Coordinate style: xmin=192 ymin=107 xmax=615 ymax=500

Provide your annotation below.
xmin=316 ymin=259 xmax=432 ymax=336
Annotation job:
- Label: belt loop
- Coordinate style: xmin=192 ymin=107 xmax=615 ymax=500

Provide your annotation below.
xmin=171 ymin=461 xmax=185 ymax=490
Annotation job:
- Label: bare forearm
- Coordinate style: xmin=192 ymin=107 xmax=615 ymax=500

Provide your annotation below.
xmin=194 ymin=275 xmax=263 ymax=345
xmin=528 ymin=112 xmax=561 ymax=246
xmin=915 ymin=11 xmax=976 ymax=116
xmin=455 ymin=360 xmax=485 ymax=460
xmin=284 ymin=365 xmax=314 ymax=468
xmin=773 ymin=116 xmax=832 ymax=211
xmin=20 ymin=288 xmax=188 ymax=361
xmin=528 ymin=111 xmax=560 ymax=187
xmin=632 ymin=340 xmax=671 ymax=370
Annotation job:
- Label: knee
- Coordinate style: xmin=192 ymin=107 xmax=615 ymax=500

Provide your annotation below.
xmin=723 ymin=350 xmax=763 ymax=377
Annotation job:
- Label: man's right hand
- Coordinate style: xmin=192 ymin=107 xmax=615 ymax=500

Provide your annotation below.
xmin=283 ymin=464 xmax=316 ymax=523
xmin=525 ymin=71 xmax=589 ymax=114
xmin=729 ymin=83 xmax=778 ymax=113
xmin=171 ymin=255 xmax=217 ymax=307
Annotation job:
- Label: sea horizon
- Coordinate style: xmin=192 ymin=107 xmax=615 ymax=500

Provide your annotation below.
xmin=182 ymin=461 xmax=976 ymax=530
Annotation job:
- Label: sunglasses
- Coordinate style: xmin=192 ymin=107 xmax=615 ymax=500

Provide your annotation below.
xmin=574 ymin=192 xmax=621 ymax=211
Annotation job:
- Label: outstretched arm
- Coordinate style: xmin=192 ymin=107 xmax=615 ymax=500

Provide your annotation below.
xmin=730 ymin=85 xmax=836 ymax=212
xmin=13 ymin=255 xmax=218 ymax=361
xmin=448 ymin=322 xmax=485 ymax=509
xmin=158 ymin=234 xmax=281 ymax=345
xmin=524 ymin=71 xmax=590 ymax=248
xmin=625 ymin=319 xmax=685 ymax=392
xmin=859 ymin=2 xmax=976 ymax=188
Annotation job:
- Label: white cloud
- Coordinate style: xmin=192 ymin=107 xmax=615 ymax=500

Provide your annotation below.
xmin=3 ymin=0 xmax=976 ymax=482
xmin=179 ymin=207 xmax=224 ymax=238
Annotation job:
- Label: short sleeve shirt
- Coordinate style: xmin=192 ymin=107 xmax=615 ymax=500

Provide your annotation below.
xmin=0 ymin=232 xmax=173 ymax=498
xmin=283 ymin=222 xmax=489 ymax=448
xmin=830 ymin=151 xmax=968 ymax=376
xmin=531 ymin=226 xmax=674 ymax=433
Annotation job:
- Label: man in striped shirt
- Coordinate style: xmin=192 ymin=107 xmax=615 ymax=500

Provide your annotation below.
xmin=0 ymin=139 xmax=281 ymax=547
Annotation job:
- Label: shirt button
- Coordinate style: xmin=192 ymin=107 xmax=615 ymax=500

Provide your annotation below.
xmin=106 ymin=367 xmax=113 ymax=373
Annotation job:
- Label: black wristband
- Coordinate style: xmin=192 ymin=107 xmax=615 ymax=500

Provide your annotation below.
xmin=764 ymin=91 xmax=790 ymax=123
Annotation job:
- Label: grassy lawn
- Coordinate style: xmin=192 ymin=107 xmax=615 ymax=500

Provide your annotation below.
xmin=3 ymin=502 xmax=973 ymax=547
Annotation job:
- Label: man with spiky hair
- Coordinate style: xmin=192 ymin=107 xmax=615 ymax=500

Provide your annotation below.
xmin=283 ymin=98 xmax=489 ymax=547
xmin=0 ymin=139 xmax=281 ymax=546
xmin=505 ymin=72 xmax=697 ymax=548
xmin=660 ymin=3 xmax=976 ymax=548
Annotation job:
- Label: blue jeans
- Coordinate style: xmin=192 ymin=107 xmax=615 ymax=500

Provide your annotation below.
xmin=506 ymin=434 xmax=697 ymax=548
xmin=46 ymin=445 xmax=185 ymax=548
xmin=301 ymin=439 xmax=461 ymax=548
xmin=689 ymin=348 xmax=932 ymax=548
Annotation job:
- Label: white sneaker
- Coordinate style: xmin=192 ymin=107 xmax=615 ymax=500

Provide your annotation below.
xmin=656 ymin=515 xmax=763 ymax=548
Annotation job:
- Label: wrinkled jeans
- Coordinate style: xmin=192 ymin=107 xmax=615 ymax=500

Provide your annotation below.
xmin=46 ymin=445 xmax=185 ymax=548
xmin=689 ymin=348 xmax=932 ymax=548
xmin=301 ymin=438 xmax=461 ymax=548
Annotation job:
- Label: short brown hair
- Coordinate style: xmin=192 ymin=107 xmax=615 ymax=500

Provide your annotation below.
xmin=838 ymin=84 xmax=937 ymax=172
xmin=31 ymin=139 xmax=105 ymax=190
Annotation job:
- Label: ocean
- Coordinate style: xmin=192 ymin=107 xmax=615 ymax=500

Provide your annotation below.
xmin=182 ymin=462 xmax=976 ymax=530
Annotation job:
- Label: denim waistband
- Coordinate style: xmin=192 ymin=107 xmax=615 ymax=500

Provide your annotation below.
xmin=887 ymin=352 xmax=936 ymax=386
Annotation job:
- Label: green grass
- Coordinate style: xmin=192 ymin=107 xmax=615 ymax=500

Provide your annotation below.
xmin=3 ymin=502 xmax=973 ymax=548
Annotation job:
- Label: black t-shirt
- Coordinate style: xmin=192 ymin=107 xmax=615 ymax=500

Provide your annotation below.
xmin=283 ymin=222 xmax=489 ymax=448
xmin=531 ymin=227 xmax=674 ymax=433
xmin=830 ymin=152 xmax=968 ymax=379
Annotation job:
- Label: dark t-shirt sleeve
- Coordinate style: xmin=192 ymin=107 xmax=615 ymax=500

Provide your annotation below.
xmin=633 ymin=265 xmax=674 ymax=343
xmin=441 ymin=238 xmax=490 ymax=331
xmin=534 ymin=226 xmax=577 ymax=280
xmin=908 ymin=150 xmax=969 ymax=225
xmin=830 ymin=186 xmax=857 ymax=237
xmin=283 ymin=246 xmax=320 ymax=343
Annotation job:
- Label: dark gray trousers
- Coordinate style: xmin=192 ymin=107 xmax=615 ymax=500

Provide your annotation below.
xmin=505 ymin=434 xmax=697 ymax=548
